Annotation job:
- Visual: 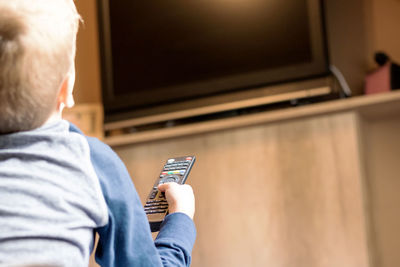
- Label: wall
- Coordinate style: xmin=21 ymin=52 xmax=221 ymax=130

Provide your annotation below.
xmin=74 ymin=0 xmax=102 ymax=104
xmin=365 ymin=0 xmax=400 ymax=68
xmin=324 ymin=0 xmax=369 ymax=95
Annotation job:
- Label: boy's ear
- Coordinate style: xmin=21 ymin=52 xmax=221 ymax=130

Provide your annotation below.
xmin=57 ymin=72 xmax=75 ymax=111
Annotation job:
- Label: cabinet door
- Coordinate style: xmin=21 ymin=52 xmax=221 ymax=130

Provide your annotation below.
xmin=114 ymin=111 xmax=370 ymax=267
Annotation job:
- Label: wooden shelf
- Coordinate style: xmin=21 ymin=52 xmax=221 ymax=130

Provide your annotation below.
xmin=105 ymin=90 xmax=400 ymax=147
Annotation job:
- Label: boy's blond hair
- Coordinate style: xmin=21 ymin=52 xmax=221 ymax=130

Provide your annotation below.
xmin=0 ymin=0 xmax=81 ymax=134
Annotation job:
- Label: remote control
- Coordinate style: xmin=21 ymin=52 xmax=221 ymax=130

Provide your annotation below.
xmin=144 ymin=156 xmax=196 ymax=232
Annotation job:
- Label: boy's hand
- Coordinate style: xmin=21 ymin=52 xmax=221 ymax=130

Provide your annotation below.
xmin=158 ymin=182 xmax=195 ymax=220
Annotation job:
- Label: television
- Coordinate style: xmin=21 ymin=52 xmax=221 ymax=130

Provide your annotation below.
xmin=97 ymin=0 xmax=330 ymax=127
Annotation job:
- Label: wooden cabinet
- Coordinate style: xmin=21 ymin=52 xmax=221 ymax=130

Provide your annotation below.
xmin=104 ymin=91 xmax=400 ymax=267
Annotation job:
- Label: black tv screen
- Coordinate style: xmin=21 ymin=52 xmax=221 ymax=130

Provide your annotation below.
xmin=98 ymin=0 xmax=329 ymax=123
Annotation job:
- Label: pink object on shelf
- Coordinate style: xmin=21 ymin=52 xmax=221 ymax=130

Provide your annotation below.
xmin=365 ymin=63 xmax=391 ymax=94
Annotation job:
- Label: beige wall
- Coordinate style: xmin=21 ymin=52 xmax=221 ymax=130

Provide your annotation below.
xmin=366 ymin=0 xmax=400 ymax=68
xmin=74 ymin=0 xmax=102 ymax=104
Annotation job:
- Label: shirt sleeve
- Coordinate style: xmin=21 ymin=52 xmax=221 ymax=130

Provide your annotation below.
xmin=68 ymin=123 xmax=196 ymax=267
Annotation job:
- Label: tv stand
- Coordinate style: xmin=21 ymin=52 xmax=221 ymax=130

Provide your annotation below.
xmin=104 ymin=77 xmax=336 ymax=138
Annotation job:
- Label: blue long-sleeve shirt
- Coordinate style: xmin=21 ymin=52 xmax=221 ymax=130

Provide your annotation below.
xmin=69 ymin=123 xmax=197 ymax=266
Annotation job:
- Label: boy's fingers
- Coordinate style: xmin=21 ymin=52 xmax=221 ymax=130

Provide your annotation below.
xmin=157 ymin=182 xmax=175 ymax=192
xmin=157 ymin=183 xmax=166 ymax=192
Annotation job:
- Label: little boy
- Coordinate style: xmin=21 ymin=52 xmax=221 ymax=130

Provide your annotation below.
xmin=0 ymin=1 xmax=196 ymax=266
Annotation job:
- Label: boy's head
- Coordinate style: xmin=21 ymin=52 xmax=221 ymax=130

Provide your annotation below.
xmin=0 ymin=0 xmax=80 ymax=134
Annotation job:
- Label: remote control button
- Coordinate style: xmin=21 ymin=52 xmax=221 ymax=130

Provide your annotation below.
xmin=156 ymin=203 xmax=168 ymax=207
xmin=149 ymin=190 xmax=157 ymax=199
xmin=155 ymin=210 xmax=167 ymax=213
xmin=145 ymin=206 xmax=159 ymax=211
xmin=148 ymin=209 xmax=167 ymax=214
xmin=146 ymin=202 xmax=166 ymax=208
xmin=159 ymin=175 xmax=179 ymax=184
xmin=147 ymin=206 xmax=168 ymax=211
